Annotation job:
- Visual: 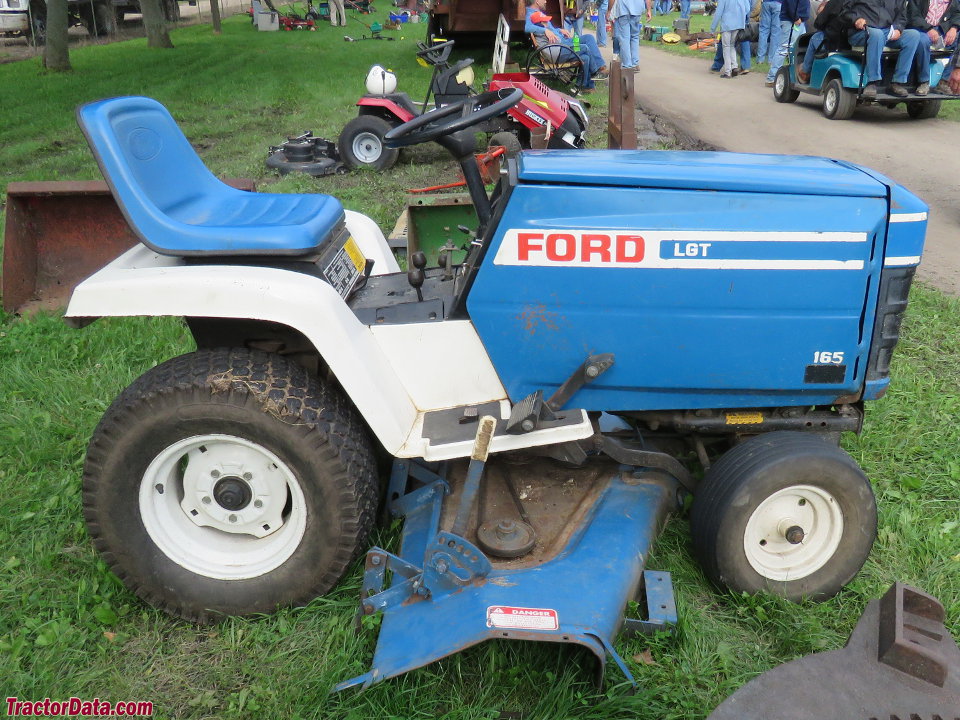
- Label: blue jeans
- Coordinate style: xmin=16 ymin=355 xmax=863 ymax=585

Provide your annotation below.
xmin=711 ymin=36 xmax=752 ymax=69
xmin=657 ymin=0 xmax=671 ymax=14
xmin=564 ymin=15 xmax=584 ymax=36
xmin=680 ymin=0 xmax=691 ymax=18
xmin=767 ymin=19 xmax=804 ymax=80
xmin=848 ymin=27 xmax=928 ymax=83
xmin=801 ymin=30 xmax=824 ymax=74
xmin=596 ymin=0 xmax=608 ymax=45
xmin=757 ymin=1 xmax=781 ymax=62
xmin=614 ymin=14 xmax=642 ymax=68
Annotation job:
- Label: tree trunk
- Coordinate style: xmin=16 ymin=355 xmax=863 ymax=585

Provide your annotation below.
xmin=140 ymin=0 xmax=173 ymax=47
xmin=42 ymin=0 xmax=71 ymax=70
xmin=209 ymin=0 xmax=221 ymax=33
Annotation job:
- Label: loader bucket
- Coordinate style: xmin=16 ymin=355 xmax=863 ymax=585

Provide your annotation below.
xmin=2 ymin=179 xmax=255 ymax=316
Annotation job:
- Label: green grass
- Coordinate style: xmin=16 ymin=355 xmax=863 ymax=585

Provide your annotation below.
xmin=1 ymin=13 xmax=959 ymax=720
xmin=638 ymin=10 xmax=960 ymax=122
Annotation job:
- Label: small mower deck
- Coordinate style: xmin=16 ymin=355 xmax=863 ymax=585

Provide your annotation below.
xmin=336 ymin=453 xmax=679 ymax=691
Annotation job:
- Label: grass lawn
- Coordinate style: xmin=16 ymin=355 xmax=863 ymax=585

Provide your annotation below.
xmin=632 ymin=10 xmax=960 ymax=122
xmin=1 ymin=9 xmax=959 ymax=720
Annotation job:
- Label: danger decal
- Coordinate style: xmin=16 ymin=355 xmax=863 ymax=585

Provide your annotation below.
xmin=493 ymin=229 xmax=868 ymax=270
xmin=486 ymin=605 xmax=559 ymax=631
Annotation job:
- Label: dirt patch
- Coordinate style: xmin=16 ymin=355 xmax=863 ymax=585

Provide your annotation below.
xmin=635 ymin=106 xmax=718 ymax=151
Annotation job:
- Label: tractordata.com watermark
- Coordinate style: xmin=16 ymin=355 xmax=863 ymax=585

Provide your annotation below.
xmin=6 ymin=697 xmax=153 ymax=717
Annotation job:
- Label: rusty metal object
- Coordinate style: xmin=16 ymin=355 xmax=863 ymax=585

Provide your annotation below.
xmin=2 ymin=178 xmax=254 ymax=316
xmin=708 ymin=582 xmax=960 ymax=719
xmin=607 ymin=60 xmax=637 ymax=150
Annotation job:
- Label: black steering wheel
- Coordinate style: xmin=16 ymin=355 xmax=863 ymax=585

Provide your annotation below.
xmin=384 ymin=88 xmax=524 ymax=149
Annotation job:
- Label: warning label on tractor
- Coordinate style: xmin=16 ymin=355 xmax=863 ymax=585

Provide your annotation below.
xmin=486 ymin=606 xmax=559 ymax=631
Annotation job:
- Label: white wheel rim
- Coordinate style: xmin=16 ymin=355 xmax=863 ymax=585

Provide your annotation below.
xmin=139 ymin=434 xmax=307 ymax=580
xmin=743 ymin=484 xmax=843 ymax=581
xmin=775 ymin=73 xmax=785 ymax=95
xmin=352 ymin=131 xmax=383 ymax=163
xmin=825 ymin=87 xmax=837 ymax=114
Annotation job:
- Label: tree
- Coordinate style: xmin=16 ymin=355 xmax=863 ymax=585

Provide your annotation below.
xmin=42 ymin=0 xmax=71 ymax=70
xmin=209 ymin=0 xmax=222 ymax=34
xmin=140 ymin=0 xmax=173 ymax=48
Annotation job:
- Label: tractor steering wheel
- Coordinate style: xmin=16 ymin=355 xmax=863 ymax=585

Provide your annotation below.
xmin=384 ymin=88 xmax=524 ymax=148
xmin=416 ymin=39 xmax=456 ymax=65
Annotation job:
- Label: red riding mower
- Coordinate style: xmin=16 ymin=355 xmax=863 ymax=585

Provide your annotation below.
xmin=337 ymin=39 xmax=589 ymax=171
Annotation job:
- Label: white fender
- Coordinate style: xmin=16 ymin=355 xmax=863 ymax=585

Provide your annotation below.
xmin=65 ymin=248 xmax=416 ymax=455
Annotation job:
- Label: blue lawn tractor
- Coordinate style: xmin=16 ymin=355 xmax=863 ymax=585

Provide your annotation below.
xmin=773 ymin=32 xmax=958 ymax=119
xmin=66 ymin=89 xmax=927 ymax=689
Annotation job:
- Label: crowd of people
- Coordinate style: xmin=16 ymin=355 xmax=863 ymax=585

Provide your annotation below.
xmin=525 ymin=0 xmax=960 ymax=96
xmin=710 ymin=0 xmax=960 ymax=94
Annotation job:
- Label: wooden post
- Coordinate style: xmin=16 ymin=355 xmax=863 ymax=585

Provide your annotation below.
xmin=606 ymin=59 xmax=637 ymax=149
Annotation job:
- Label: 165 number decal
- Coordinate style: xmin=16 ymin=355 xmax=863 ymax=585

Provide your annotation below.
xmin=813 ymin=351 xmax=845 ymax=364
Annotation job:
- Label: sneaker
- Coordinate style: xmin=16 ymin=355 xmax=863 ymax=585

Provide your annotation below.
xmin=862 ymin=82 xmax=878 ymax=100
xmin=915 ymin=82 xmax=930 ymax=95
xmin=765 ymin=80 xmax=775 ymax=87
xmin=739 ymin=68 xmax=750 ymax=75
xmin=731 ymin=68 xmax=740 ymax=76
xmin=710 ymin=66 xmax=721 ymax=73
xmin=889 ymin=82 xmax=909 ymax=97
xmin=796 ymin=68 xmax=810 ymax=84
xmin=934 ymin=79 xmax=954 ymax=95
xmin=593 ymin=71 xmax=610 ymax=80
xmin=720 ymin=72 xmax=733 ymax=79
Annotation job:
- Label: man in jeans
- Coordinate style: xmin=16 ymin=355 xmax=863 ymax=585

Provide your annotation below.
xmin=608 ymin=0 xmax=653 ymax=70
xmin=766 ymin=0 xmax=809 ymax=83
xmin=758 ymin=0 xmax=783 ymax=63
xmin=844 ymin=0 xmax=930 ymax=98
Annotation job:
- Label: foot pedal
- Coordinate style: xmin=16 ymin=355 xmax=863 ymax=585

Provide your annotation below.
xmin=505 ymin=390 xmax=556 ymax=434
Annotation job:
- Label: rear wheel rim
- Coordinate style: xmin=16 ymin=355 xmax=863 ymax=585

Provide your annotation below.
xmin=743 ymin=484 xmax=843 ymax=580
xmin=351 ymin=131 xmax=383 ymax=163
xmin=139 ymin=434 xmax=307 ymax=580
xmin=825 ymin=87 xmax=837 ymax=114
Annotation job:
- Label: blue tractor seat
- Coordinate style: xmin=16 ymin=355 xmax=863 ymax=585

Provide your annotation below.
xmin=77 ymin=96 xmax=345 ymax=257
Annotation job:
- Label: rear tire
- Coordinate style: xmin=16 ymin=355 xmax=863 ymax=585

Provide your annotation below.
xmin=773 ymin=66 xmax=800 ymax=103
xmin=906 ymin=98 xmax=941 ymax=119
xmin=822 ymin=78 xmax=856 ymax=120
xmin=690 ymin=431 xmax=876 ymax=601
xmin=83 ymin=348 xmax=379 ymax=622
xmin=338 ymin=115 xmax=400 ymax=171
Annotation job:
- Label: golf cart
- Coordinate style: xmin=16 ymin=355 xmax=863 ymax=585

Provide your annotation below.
xmin=773 ymin=32 xmax=957 ymax=119
xmin=65 ymin=88 xmax=927 ymax=690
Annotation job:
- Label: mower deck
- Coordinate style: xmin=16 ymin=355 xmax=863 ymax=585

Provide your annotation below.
xmin=335 ymin=457 xmax=680 ymax=691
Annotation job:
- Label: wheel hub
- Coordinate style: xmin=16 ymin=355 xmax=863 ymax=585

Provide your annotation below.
xmin=213 ymin=476 xmax=252 ymax=511
xmin=179 ymin=443 xmax=289 ymax=538
xmin=743 ymin=484 xmax=843 ymax=581
xmin=139 ymin=434 xmax=308 ymax=580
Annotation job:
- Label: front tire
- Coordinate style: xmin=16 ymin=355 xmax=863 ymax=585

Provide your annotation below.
xmin=83 ymin=348 xmax=379 ymax=622
xmin=690 ymin=431 xmax=876 ymax=601
xmin=773 ymin=66 xmax=800 ymax=103
xmin=337 ymin=115 xmax=400 ymax=171
xmin=822 ymin=78 xmax=856 ymax=120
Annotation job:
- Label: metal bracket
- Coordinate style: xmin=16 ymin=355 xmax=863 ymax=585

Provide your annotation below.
xmin=546 ymin=353 xmax=615 ymax=411
xmin=423 ymin=531 xmax=493 ymax=593
xmin=622 ymin=570 xmax=678 ymax=637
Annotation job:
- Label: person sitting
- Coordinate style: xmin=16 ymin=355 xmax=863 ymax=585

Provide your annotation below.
xmin=906 ymin=0 xmax=960 ymax=92
xmin=843 ymin=0 xmax=931 ymax=98
xmin=525 ymin=0 xmax=608 ymax=90
xmin=796 ymin=0 xmax=851 ymax=83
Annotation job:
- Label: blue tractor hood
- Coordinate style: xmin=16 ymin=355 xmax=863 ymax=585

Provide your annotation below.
xmin=466 ymin=150 xmax=926 ymax=412
xmin=516 ymin=150 xmax=886 ymax=198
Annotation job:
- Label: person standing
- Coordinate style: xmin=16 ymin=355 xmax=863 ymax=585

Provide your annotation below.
xmin=596 ymin=0 xmax=609 ymax=45
xmin=757 ymin=0 xmax=783 ymax=63
xmin=711 ymin=0 xmax=752 ymax=77
xmin=328 ymin=0 xmax=346 ymax=26
xmin=765 ymin=0 xmax=809 ymax=84
xmin=563 ymin=0 xmax=587 ymax=35
xmin=608 ymin=0 xmax=653 ymax=70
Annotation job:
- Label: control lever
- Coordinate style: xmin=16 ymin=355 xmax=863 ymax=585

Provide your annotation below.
xmin=407 ymin=251 xmax=426 ymax=301
xmin=437 ymin=239 xmax=457 ymax=281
